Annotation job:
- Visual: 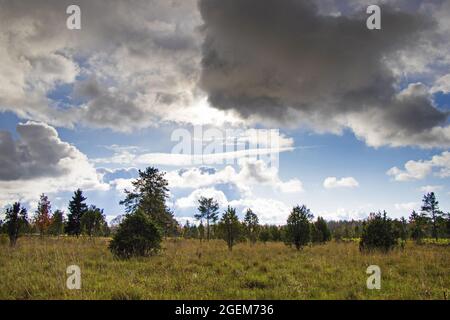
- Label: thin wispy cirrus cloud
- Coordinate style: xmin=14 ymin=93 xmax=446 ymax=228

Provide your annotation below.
xmin=92 ymin=129 xmax=296 ymax=167
xmin=420 ymin=185 xmax=444 ymax=193
xmin=93 ymin=146 xmax=295 ymax=168
xmin=0 ymin=0 xmax=450 ymax=223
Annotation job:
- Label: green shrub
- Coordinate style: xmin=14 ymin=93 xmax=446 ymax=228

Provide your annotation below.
xmin=285 ymin=205 xmax=313 ymax=250
xmin=311 ymin=216 xmax=331 ymax=244
xmin=109 ymin=211 xmax=162 ymax=259
xmin=259 ymin=228 xmax=270 ymax=243
xmin=359 ymin=211 xmax=397 ymax=253
xmin=218 ymin=206 xmax=241 ymax=251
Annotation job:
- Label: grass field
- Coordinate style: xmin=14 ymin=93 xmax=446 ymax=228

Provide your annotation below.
xmin=0 ymin=236 xmax=449 ymax=300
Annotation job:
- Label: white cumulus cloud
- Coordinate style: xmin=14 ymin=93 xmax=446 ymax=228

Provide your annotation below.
xmin=166 ymin=159 xmax=303 ymax=195
xmin=323 ymin=177 xmax=359 ymax=189
xmin=387 ymin=151 xmax=450 ymax=181
xmin=175 ymin=188 xmax=228 ymax=209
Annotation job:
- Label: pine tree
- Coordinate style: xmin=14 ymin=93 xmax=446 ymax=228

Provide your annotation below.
xmin=312 ymin=216 xmax=331 ymax=243
xmin=120 ymin=167 xmax=178 ymax=236
xmin=190 ymin=224 xmax=199 ymax=239
xmin=48 ymin=210 xmax=65 ymax=236
xmin=81 ymin=205 xmax=107 ymax=237
xmin=34 ymin=194 xmax=52 ymax=236
xmin=445 ymin=212 xmax=450 ymax=238
xmin=409 ymin=210 xmax=428 ymax=243
xmin=198 ymin=221 xmax=205 ymax=242
xmin=269 ymin=225 xmax=282 ymax=242
xmin=182 ymin=221 xmax=200 ymax=239
xmin=66 ymin=189 xmax=88 ymax=236
xmin=195 ymin=197 xmax=219 ymax=241
xmin=219 ymin=206 xmax=241 ymax=251
xmin=243 ymin=208 xmax=259 ymax=244
xmin=182 ymin=221 xmax=191 ymax=239
xmin=285 ymin=205 xmax=313 ymax=250
xmin=259 ymin=227 xmax=270 ymax=244
xmin=398 ymin=217 xmax=408 ymax=241
xmin=4 ymin=202 xmax=28 ymax=246
xmin=421 ymin=192 xmax=443 ymax=240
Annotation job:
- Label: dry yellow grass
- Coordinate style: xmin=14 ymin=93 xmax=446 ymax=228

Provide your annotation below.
xmin=0 ymin=236 xmax=448 ymax=300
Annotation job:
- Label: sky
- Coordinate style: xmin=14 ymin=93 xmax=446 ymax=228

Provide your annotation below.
xmin=0 ymin=0 xmax=449 ymax=225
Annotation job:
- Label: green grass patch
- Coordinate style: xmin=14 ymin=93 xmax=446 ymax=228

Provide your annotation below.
xmin=0 ymin=237 xmax=448 ymax=299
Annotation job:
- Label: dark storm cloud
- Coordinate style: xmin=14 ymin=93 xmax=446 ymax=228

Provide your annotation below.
xmin=1 ymin=0 xmax=449 ymax=147
xmin=199 ymin=0 xmax=449 ymax=146
xmin=0 ymin=122 xmax=77 ymax=180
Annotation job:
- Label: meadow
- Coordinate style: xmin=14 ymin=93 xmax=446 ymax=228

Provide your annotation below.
xmin=0 ymin=236 xmax=449 ymax=300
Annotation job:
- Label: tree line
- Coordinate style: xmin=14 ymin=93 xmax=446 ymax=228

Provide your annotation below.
xmin=0 ymin=189 xmax=109 ymax=246
xmin=105 ymin=167 xmax=450 ymax=258
xmin=181 ymin=194 xmax=450 ymax=247
xmin=180 ymin=202 xmax=331 ymax=249
xmin=1 ymin=166 xmax=449 ymax=258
